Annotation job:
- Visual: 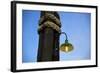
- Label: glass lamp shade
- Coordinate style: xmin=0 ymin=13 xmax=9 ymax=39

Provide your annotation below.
xmin=60 ymin=43 xmax=73 ymax=52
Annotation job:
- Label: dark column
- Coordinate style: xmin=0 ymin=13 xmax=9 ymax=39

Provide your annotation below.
xmin=37 ymin=11 xmax=61 ymax=62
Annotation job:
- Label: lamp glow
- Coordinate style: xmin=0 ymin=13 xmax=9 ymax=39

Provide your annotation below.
xmin=60 ymin=42 xmax=73 ymax=52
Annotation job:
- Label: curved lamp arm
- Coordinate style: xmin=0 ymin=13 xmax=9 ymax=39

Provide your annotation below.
xmin=60 ymin=32 xmax=68 ymax=43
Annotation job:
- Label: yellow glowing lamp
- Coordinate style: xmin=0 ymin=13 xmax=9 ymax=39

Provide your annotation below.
xmin=60 ymin=32 xmax=74 ymax=52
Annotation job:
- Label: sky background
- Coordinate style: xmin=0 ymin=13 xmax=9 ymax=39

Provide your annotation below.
xmin=22 ymin=10 xmax=91 ymax=63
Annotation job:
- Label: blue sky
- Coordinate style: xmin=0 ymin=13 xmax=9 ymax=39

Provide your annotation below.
xmin=22 ymin=10 xmax=91 ymax=63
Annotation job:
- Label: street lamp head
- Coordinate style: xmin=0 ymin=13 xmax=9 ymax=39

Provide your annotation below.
xmin=60 ymin=42 xmax=73 ymax=52
xmin=60 ymin=32 xmax=74 ymax=52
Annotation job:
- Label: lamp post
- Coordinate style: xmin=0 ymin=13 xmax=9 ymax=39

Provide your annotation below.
xmin=37 ymin=11 xmax=73 ymax=62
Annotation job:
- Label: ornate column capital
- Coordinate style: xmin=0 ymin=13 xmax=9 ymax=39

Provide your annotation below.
xmin=38 ymin=21 xmax=61 ymax=33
